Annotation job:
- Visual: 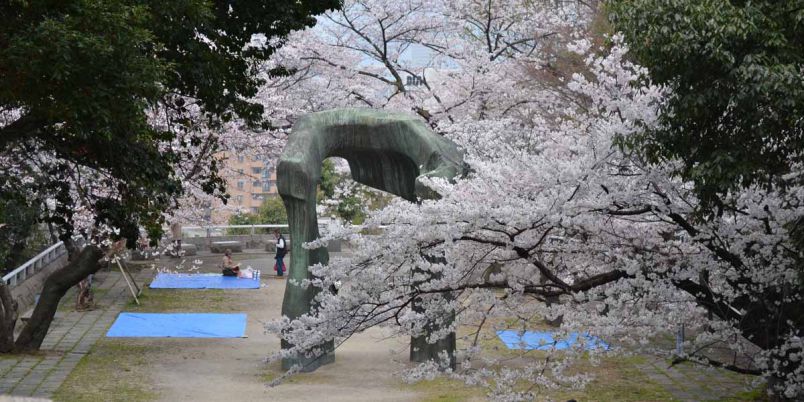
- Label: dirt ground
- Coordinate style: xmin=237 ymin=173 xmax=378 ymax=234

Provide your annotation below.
xmin=54 ymin=253 xmax=755 ymax=402
xmin=125 ymin=255 xmax=433 ymax=402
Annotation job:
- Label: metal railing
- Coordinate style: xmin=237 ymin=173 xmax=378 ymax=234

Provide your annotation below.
xmin=2 ymin=237 xmax=85 ymax=288
xmin=183 ymin=224 xmax=289 ymax=231
xmin=180 ymin=222 xmax=383 ymax=238
xmin=182 ymin=224 xmax=290 ymax=238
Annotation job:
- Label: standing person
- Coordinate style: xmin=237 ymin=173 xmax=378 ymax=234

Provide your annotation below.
xmin=274 ymin=229 xmax=287 ymax=277
xmin=169 ymin=221 xmax=182 ymax=257
xmin=75 ymin=274 xmax=94 ymax=311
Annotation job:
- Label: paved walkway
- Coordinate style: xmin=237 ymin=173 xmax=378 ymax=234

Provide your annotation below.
xmin=635 ymin=356 xmax=754 ymax=401
xmin=0 ymin=269 xmax=138 ymax=398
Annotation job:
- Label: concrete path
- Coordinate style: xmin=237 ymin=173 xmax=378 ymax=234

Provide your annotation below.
xmin=0 ymin=269 xmax=139 ymax=398
xmin=633 ymin=355 xmax=753 ymax=401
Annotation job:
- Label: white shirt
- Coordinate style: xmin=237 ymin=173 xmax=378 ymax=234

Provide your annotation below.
xmin=276 ymin=237 xmax=285 ymax=249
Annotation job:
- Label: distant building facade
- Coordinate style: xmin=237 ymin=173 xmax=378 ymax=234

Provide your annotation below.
xmin=213 ymin=152 xmax=278 ymax=222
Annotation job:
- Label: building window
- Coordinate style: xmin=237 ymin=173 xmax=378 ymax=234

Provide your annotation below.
xmin=251 ymin=207 xmax=260 ymax=214
xmin=251 ymin=167 xmax=262 ymax=174
xmin=251 ymin=193 xmax=263 ymax=200
xmin=237 ymin=181 xmax=244 ymax=190
xmin=237 ymin=155 xmax=245 ymax=163
xmin=253 ymin=181 xmax=262 ymax=187
xmin=262 ymin=182 xmax=272 ymax=192
xmin=237 ymin=168 xmax=244 ymax=174
xmin=235 ymin=195 xmax=243 ymax=204
xmin=406 ymin=75 xmax=423 ymax=86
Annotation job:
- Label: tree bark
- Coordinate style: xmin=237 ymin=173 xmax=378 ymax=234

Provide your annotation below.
xmin=409 ymin=299 xmax=456 ymax=370
xmin=0 ymin=114 xmax=45 ymax=149
xmin=409 ymin=256 xmax=456 ymax=370
xmin=14 ymin=245 xmax=103 ymax=351
xmin=0 ymin=282 xmax=18 ymax=353
xmin=767 ymin=375 xmax=796 ymax=402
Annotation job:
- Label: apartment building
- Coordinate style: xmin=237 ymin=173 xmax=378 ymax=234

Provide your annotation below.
xmin=213 ymin=152 xmax=278 ymax=221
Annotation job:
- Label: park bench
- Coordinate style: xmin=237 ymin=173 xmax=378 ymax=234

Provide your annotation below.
xmin=160 ymin=243 xmax=198 ymax=258
xmin=179 ymin=243 xmax=197 ymax=256
xmin=210 ymin=241 xmax=243 ymax=253
xmin=131 ymin=249 xmax=157 ymax=261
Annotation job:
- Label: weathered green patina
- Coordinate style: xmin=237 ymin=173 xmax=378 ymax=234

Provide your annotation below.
xmin=277 ymin=108 xmax=466 ymax=372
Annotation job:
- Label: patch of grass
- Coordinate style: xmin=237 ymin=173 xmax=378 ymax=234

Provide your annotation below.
xmin=711 ymin=384 xmax=768 ymax=402
xmin=547 ymin=355 xmax=675 ymax=402
xmin=261 ymin=361 xmax=336 ymax=385
xmin=450 ymin=321 xmax=676 ymax=401
xmin=0 ymin=354 xmax=18 ymax=362
xmin=126 ymin=287 xmax=235 ymax=312
xmin=53 ymin=340 xmax=157 ymax=402
xmin=401 ymin=355 xmax=673 ymax=402
xmin=403 ymin=377 xmax=485 ymax=402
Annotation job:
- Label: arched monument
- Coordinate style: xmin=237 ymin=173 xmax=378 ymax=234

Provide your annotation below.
xmin=277 ymin=108 xmax=467 ymax=372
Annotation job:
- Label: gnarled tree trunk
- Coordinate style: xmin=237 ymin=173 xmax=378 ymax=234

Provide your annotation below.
xmin=14 ymin=245 xmax=103 ymax=351
xmin=0 ymin=282 xmax=18 ymax=352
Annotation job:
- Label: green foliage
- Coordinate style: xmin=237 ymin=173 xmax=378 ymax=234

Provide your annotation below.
xmin=258 ymin=196 xmax=288 ymax=224
xmin=318 ymin=159 xmax=338 ymax=201
xmin=0 ymin=0 xmax=339 ymax=245
xmin=318 ymin=165 xmax=393 ymax=225
xmin=335 ymin=193 xmax=365 ymax=225
xmin=0 ymin=197 xmax=47 ymax=273
xmin=225 ymin=197 xmax=286 ymax=235
xmin=316 ymin=158 xmax=381 ymax=224
xmin=226 ymin=212 xmax=259 ymax=235
xmin=608 ymin=0 xmax=804 ymax=206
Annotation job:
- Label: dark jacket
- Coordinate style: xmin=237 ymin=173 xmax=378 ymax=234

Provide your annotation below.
xmin=275 ymin=235 xmax=287 ymax=258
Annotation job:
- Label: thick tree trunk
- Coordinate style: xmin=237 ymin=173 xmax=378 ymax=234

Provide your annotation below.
xmin=14 ymin=245 xmax=103 ymax=351
xmin=0 ymin=282 xmax=18 ymax=353
xmin=767 ymin=375 xmax=796 ymax=402
xmin=409 ymin=301 xmax=456 ymax=370
xmin=409 ymin=258 xmax=456 ymax=370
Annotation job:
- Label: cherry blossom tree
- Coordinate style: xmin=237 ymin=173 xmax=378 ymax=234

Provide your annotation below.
xmin=256 ymin=0 xmax=593 ymax=132
xmin=256 ymin=1 xmax=802 ymax=399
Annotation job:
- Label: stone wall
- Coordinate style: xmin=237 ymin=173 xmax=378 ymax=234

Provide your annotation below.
xmin=182 ymin=234 xmax=276 ymax=251
xmin=182 ymin=234 xmax=345 ymax=253
xmin=11 ymin=254 xmax=69 ymax=314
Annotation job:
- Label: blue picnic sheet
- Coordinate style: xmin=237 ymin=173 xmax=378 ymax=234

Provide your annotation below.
xmin=149 ymin=273 xmax=260 ymax=289
xmin=106 ymin=313 xmax=247 ymax=338
xmin=496 ymin=330 xmax=609 ymax=351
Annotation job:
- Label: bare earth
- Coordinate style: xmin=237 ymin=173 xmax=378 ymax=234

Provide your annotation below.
xmin=52 ymin=253 xmax=754 ymax=401
xmin=148 ymin=270 xmax=422 ymax=401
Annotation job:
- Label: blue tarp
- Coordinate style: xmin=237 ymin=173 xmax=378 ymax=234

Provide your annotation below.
xmin=107 ymin=313 xmax=247 ymax=338
xmin=496 ymin=330 xmax=609 ymax=351
xmin=149 ymin=273 xmax=260 ymax=289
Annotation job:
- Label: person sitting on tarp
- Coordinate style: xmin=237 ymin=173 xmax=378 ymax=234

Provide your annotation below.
xmin=221 ymin=249 xmax=240 ymax=277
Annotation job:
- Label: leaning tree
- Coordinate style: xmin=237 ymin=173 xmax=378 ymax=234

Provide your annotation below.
xmin=0 ymin=0 xmax=339 ymax=352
